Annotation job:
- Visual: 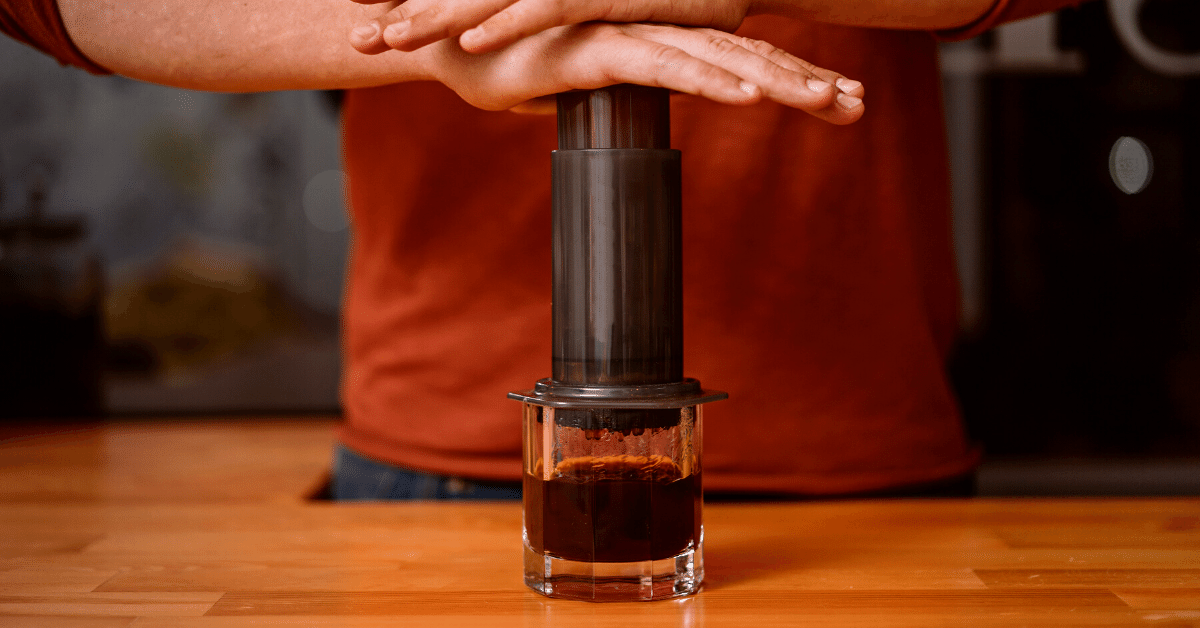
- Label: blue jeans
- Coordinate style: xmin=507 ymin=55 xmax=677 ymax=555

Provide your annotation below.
xmin=331 ymin=444 xmax=522 ymax=500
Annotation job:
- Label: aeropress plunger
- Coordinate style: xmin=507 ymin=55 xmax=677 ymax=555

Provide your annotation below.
xmin=510 ymin=84 xmax=727 ymax=602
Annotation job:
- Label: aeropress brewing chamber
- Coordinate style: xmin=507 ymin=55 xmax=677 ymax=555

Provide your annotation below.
xmin=510 ymin=85 xmax=726 ymax=601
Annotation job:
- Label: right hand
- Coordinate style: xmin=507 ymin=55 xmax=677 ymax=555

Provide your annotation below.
xmin=402 ymin=22 xmax=864 ymax=123
xmin=348 ymin=0 xmax=748 ymax=55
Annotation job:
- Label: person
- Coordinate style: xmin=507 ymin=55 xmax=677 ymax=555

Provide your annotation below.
xmin=4 ymin=0 xmax=1081 ymax=500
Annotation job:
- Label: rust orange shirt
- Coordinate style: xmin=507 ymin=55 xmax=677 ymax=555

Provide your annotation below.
xmin=5 ymin=0 xmax=1080 ymax=494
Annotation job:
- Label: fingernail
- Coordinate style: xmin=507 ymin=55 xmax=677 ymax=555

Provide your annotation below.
xmin=384 ymin=20 xmax=411 ymax=40
xmin=806 ymin=78 xmax=831 ymax=93
xmin=461 ymin=27 xmax=483 ymax=47
xmin=739 ymin=81 xmax=759 ymax=96
xmin=837 ymin=93 xmax=862 ymax=109
xmin=836 ymin=78 xmax=861 ymax=94
xmin=351 ymin=23 xmax=379 ymax=43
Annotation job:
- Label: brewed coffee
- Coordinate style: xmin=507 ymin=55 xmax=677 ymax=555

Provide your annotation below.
xmin=524 ymin=454 xmax=700 ymax=563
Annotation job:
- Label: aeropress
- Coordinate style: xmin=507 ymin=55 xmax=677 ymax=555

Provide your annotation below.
xmin=510 ymin=84 xmax=727 ymax=602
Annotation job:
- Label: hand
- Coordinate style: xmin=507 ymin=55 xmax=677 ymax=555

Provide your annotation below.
xmin=349 ymin=0 xmax=749 ymax=54
xmin=407 ymin=22 xmax=864 ymax=123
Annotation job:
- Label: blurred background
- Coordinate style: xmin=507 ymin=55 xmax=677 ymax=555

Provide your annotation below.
xmin=0 ymin=47 xmax=347 ymax=417
xmin=0 ymin=0 xmax=1196 ymax=494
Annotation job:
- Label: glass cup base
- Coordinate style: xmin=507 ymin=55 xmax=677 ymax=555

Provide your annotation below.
xmin=523 ymin=542 xmax=703 ymax=602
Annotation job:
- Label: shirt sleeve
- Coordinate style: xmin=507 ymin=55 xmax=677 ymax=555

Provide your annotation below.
xmin=0 ymin=0 xmax=111 ymax=74
xmin=937 ymin=0 xmax=1087 ymax=41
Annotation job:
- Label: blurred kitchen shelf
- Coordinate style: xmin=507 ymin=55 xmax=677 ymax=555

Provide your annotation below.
xmin=103 ymin=334 xmax=341 ymax=415
xmin=976 ymin=457 xmax=1200 ymax=496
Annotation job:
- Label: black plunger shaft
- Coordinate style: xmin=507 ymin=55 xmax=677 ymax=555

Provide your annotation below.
xmin=551 ymin=85 xmax=682 ymax=387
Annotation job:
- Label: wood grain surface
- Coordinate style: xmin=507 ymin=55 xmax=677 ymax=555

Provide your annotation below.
xmin=1 ymin=420 xmax=1198 ymax=627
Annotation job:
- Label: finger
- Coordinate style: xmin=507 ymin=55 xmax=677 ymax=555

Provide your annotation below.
xmin=459 ymin=0 xmax=745 ymax=54
xmin=349 ymin=0 xmax=405 ymax=53
xmin=459 ymin=0 xmax=600 ymax=54
xmin=554 ymin=25 xmax=763 ymax=107
xmin=720 ymin=33 xmax=866 ymax=100
xmin=625 ymin=25 xmax=863 ymax=124
xmin=707 ymin=30 xmax=865 ymax=123
xmin=348 ymin=0 xmax=437 ymax=52
xmin=385 ymin=0 xmax=518 ymax=52
xmin=350 ymin=22 xmax=393 ymax=54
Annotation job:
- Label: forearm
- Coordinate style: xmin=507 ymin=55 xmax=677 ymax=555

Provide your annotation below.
xmin=52 ymin=0 xmax=869 ymax=121
xmin=746 ymin=0 xmax=995 ymax=30
xmin=57 ymin=0 xmax=434 ymax=91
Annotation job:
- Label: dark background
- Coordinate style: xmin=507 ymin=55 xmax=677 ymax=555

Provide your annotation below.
xmin=951 ymin=0 xmax=1200 ymax=458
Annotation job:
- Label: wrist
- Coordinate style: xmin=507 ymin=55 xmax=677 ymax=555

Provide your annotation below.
xmin=404 ymin=46 xmax=442 ymax=84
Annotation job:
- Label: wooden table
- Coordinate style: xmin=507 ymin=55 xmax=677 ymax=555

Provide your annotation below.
xmin=2 ymin=420 xmax=1198 ymax=627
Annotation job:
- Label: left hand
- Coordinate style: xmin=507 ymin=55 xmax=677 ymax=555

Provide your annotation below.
xmin=412 ymin=22 xmax=865 ymax=125
xmin=348 ymin=0 xmax=750 ymax=54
